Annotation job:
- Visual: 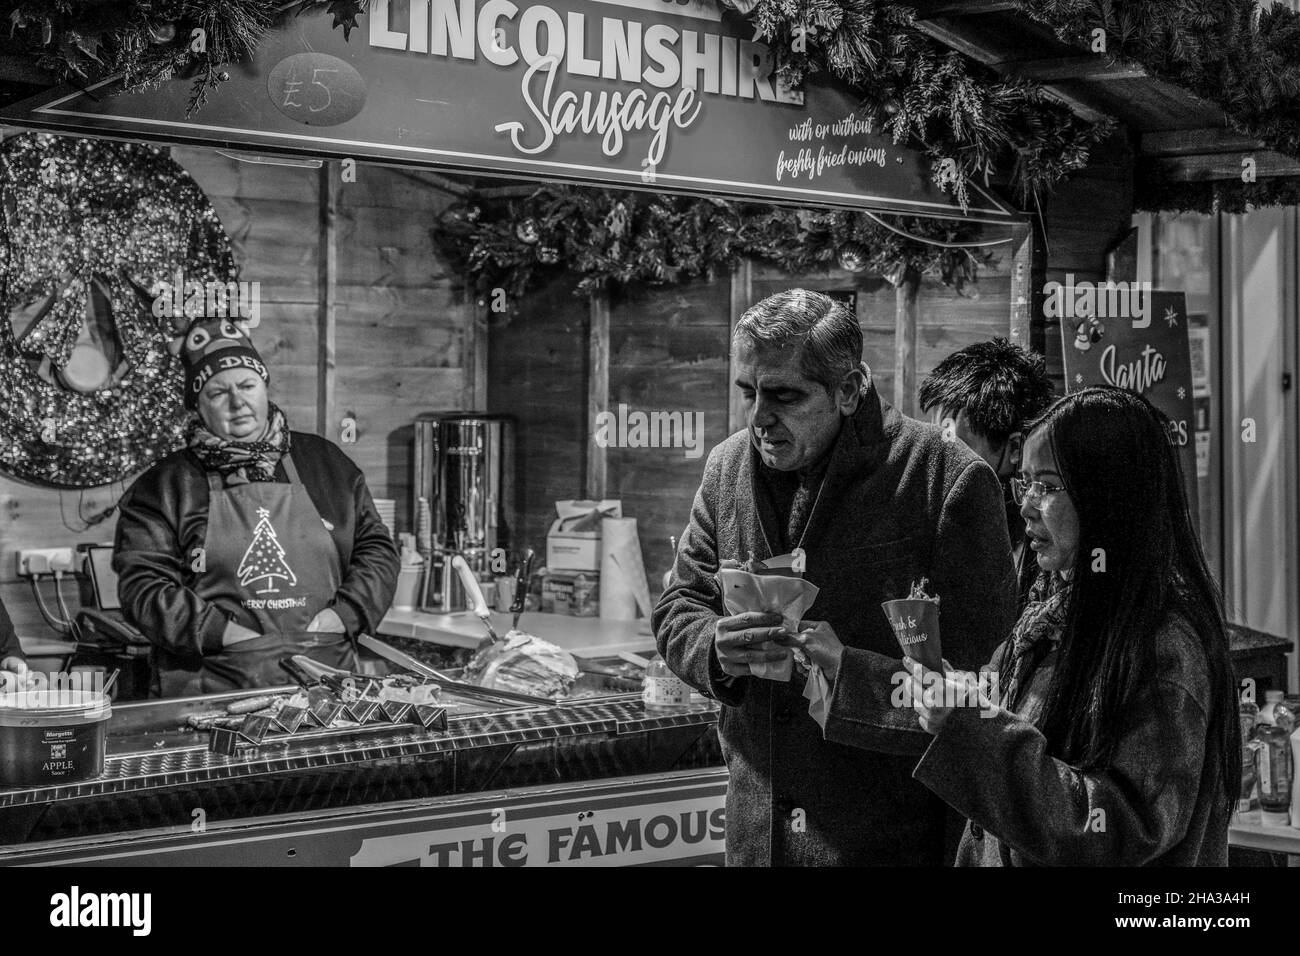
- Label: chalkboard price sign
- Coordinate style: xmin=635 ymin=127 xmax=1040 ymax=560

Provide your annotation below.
xmin=268 ymin=52 xmax=366 ymax=127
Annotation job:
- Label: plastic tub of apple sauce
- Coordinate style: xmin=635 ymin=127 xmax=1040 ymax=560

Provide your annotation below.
xmin=0 ymin=689 xmax=111 ymax=787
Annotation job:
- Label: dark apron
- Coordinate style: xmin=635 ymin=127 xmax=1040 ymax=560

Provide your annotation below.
xmin=156 ymin=454 xmax=355 ymax=697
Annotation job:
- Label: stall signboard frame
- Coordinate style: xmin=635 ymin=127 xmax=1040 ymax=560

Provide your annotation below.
xmin=0 ymin=770 xmax=729 ymax=867
xmin=0 ymin=0 xmax=1021 ymax=226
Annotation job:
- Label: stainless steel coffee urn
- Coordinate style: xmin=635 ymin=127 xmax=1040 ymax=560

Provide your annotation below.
xmin=412 ymin=413 xmax=514 ymax=610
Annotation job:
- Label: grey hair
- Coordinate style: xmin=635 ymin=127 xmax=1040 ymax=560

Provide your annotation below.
xmin=732 ymin=289 xmax=869 ymax=394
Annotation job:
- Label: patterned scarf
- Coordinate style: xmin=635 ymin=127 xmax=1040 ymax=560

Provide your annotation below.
xmin=1002 ymin=569 xmax=1071 ymax=708
xmin=188 ymin=403 xmax=291 ymax=484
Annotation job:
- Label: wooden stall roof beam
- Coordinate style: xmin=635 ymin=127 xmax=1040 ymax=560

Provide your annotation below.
xmin=585 ymin=289 xmax=610 ymax=500
xmin=1153 ymin=151 xmax=1300 ymax=181
xmin=1141 ymin=129 xmax=1266 ymax=157
xmin=909 ymin=0 xmax=1020 ymax=18
xmin=1007 ymin=56 xmax=1147 ymax=83
xmin=909 ymin=18 xmax=1112 ymax=125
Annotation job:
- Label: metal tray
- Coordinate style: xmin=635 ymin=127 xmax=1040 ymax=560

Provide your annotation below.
xmin=104 ymin=682 xmax=534 ymax=755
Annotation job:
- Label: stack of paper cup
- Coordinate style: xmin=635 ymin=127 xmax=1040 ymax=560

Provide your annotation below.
xmin=373 ymin=498 xmax=397 ymax=540
xmin=600 ymin=517 xmax=652 ymax=620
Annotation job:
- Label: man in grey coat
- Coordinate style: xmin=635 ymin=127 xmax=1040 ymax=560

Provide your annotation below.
xmin=653 ymin=290 xmax=1018 ymax=866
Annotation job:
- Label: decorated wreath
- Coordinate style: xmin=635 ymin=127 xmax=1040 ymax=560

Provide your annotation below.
xmin=0 ymin=132 xmax=235 ymax=487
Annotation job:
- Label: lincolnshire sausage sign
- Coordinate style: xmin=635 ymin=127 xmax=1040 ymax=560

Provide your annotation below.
xmin=0 ymin=0 xmax=1018 ymax=223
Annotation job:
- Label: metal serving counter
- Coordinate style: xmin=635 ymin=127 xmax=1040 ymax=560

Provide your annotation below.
xmin=0 ymin=673 xmax=725 ymax=866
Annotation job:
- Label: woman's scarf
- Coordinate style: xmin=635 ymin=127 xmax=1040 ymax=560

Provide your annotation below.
xmin=188 ymin=403 xmax=291 ymax=484
xmin=1002 ymin=569 xmax=1070 ymax=708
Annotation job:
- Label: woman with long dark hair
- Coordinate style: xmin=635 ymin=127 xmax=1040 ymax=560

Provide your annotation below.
xmin=900 ymin=386 xmax=1239 ymax=865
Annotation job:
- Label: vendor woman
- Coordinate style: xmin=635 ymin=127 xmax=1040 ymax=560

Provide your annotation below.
xmin=114 ymin=318 xmax=399 ymax=697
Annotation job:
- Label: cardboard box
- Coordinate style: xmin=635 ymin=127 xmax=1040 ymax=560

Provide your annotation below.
xmin=546 ymin=531 xmax=601 ymax=571
xmin=545 ymin=499 xmax=621 ymax=572
xmin=541 ymin=570 xmax=600 ymax=617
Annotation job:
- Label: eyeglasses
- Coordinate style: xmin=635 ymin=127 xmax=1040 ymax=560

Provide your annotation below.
xmin=1010 ymin=477 xmax=1067 ymax=507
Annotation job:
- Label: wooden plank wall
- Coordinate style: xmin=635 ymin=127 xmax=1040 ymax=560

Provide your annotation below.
xmin=0 ymin=148 xmax=470 ymax=643
xmin=605 ymin=280 xmax=734 ymax=576
xmin=331 ymin=166 xmax=472 ymax=512
xmin=487 ymin=273 xmax=590 ymax=556
xmin=491 ymin=243 xmax=1015 ymax=596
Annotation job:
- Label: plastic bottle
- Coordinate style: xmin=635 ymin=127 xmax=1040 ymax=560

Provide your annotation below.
xmin=1256 ymin=723 xmax=1293 ymax=826
xmin=642 ymin=654 xmax=691 ymax=713
xmin=1259 ymin=689 xmax=1285 ymax=726
xmin=1239 ymin=699 xmax=1259 ymax=813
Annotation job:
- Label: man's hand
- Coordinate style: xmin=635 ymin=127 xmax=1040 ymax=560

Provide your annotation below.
xmin=0 ymin=656 xmax=31 ymax=693
xmin=714 ymin=611 xmax=789 ymax=678
xmin=307 ymin=608 xmax=346 ymax=634
xmin=790 ymin=620 xmax=845 ymax=680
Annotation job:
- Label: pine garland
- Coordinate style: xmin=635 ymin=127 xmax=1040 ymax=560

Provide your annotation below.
xmin=1016 ymin=0 xmax=1300 ymax=211
xmin=434 ymin=186 xmax=993 ymax=303
xmin=746 ymin=0 xmax=1114 ymax=210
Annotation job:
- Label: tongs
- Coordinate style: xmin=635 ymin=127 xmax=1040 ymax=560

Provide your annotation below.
xmin=356 ymin=634 xmax=554 ymax=707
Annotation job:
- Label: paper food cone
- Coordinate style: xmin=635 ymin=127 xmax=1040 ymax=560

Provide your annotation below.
xmin=882 ymin=598 xmax=942 ymax=672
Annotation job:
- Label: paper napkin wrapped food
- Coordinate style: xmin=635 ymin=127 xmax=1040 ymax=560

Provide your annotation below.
xmin=716 ymin=554 xmax=819 ymax=682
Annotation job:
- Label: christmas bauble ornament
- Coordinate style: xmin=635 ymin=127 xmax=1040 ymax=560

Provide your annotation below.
xmin=515 ymin=218 xmax=541 ymax=244
xmin=838 ymin=244 xmax=868 ymax=273
xmin=537 ymin=245 xmax=560 ymax=264
xmin=147 ymin=21 xmax=177 ymax=44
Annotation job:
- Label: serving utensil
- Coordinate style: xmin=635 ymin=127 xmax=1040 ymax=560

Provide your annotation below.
xmin=357 ymin=634 xmax=554 ymax=708
xmin=510 ymin=548 xmax=535 ymax=631
xmin=452 ymin=554 xmax=500 ymax=646
xmin=278 ymin=657 xmax=344 ymax=727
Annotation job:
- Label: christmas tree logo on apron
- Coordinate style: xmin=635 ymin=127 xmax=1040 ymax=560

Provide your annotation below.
xmin=237 ymin=507 xmax=298 ymax=595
